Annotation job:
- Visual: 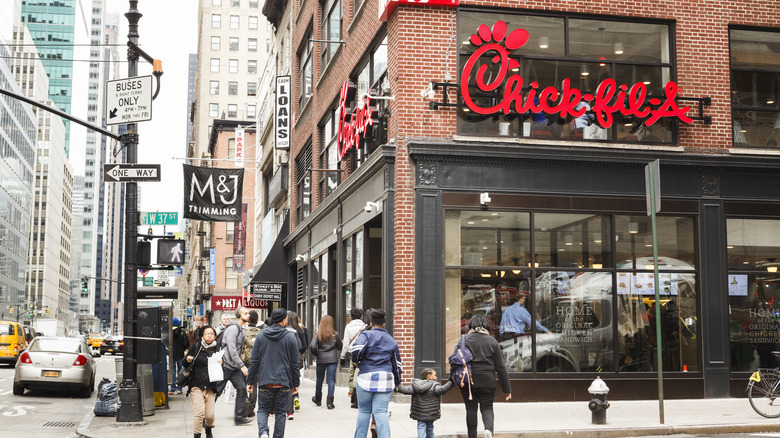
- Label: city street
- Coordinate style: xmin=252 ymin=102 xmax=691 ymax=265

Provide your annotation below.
xmin=0 ymin=354 xmax=116 ymax=438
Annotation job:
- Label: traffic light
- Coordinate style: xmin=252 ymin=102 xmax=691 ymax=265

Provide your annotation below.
xmin=8 ymin=306 xmax=12 ymax=314
xmin=137 ymin=241 xmax=151 ymax=266
xmin=157 ymin=239 xmax=185 ymax=265
xmin=45 ymin=308 xmax=49 ymax=315
xmin=82 ymin=280 xmax=88 ymax=293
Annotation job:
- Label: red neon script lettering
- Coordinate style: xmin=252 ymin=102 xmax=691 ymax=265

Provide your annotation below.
xmin=337 ymin=82 xmax=374 ymax=160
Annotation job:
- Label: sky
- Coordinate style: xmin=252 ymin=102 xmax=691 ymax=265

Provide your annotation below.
xmin=70 ymin=0 xmax=198 ymax=234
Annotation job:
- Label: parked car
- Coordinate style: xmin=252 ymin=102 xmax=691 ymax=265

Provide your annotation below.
xmin=13 ymin=336 xmax=96 ymax=398
xmin=100 ymin=336 xmax=124 ymax=355
xmin=0 ymin=321 xmax=28 ymax=367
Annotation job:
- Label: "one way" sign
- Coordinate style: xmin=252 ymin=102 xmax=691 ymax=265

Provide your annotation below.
xmin=103 ymin=163 xmax=161 ymax=182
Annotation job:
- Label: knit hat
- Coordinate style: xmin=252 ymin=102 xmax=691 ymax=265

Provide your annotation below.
xmin=270 ymin=308 xmax=287 ymax=324
xmin=172 ymin=317 xmax=180 ymax=327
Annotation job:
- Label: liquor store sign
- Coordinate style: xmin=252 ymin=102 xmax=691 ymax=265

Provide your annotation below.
xmin=459 ymin=21 xmax=694 ymax=128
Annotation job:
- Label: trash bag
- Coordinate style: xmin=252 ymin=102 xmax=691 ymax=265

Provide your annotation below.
xmin=94 ymin=378 xmax=118 ymax=417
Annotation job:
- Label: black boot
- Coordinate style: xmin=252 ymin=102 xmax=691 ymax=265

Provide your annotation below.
xmin=312 ymin=393 xmax=322 ymax=406
xmin=194 ymin=434 xmax=201 ymax=438
xmin=204 ymin=426 xmax=213 ymax=438
xmin=326 ymin=395 xmax=335 ymax=410
xmin=351 ymin=392 xmax=358 ymax=409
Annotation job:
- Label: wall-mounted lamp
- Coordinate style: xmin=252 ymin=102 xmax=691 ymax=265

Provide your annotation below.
xmin=358 ymin=92 xmax=394 ymax=109
xmin=420 ymin=82 xmax=435 ymax=100
xmin=614 ymin=42 xmax=624 ymax=55
xmin=295 ymin=254 xmax=306 ymax=262
xmin=538 ymin=36 xmax=549 ymax=49
xmin=480 ymin=192 xmax=491 ymax=205
xmin=364 ymin=201 xmax=382 ymax=213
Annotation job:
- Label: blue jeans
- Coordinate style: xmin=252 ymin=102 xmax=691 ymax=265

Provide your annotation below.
xmin=315 ymin=362 xmax=337 ymax=397
xmin=170 ymin=358 xmax=183 ymax=391
xmin=354 ymin=385 xmax=392 ymax=438
xmin=256 ymin=386 xmax=290 ymax=438
xmin=417 ymin=421 xmax=434 ymax=438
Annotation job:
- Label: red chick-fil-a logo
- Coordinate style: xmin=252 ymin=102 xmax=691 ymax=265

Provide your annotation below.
xmin=338 ymin=81 xmax=374 ymax=161
xmin=460 ymin=21 xmax=692 ymax=128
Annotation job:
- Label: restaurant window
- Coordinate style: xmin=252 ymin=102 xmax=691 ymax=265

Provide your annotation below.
xmin=729 ymin=28 xmax=780 ymax=148
xmin=228 ymin=104 xmax=237 ymax=118
xmin=444 ymin=210 xmax=698 ymax=374
xmin=209 ymin=103 xmax=219 ymax=117
xmin=343 ymin=231 xmax=363 ymax=311
xmin=318 ymin=105 xmax=340 ymax=202
xmin=229 ymin=37 xmax=238 ymax=51
xmin=211 ymin=36 xmax=220 ymax=50
xmin=228 ymin=81 xmax=238 ymax=95
xmin=320 ymin=0 xmax=341 ymax=67
xmin=298 ymin=27 xmax=313 ymax=109
xmin=248 ymin=38 xmax=257 ymax=52
xmin=295 ymin=143 xmax=312 ymax=224
xmin=457 ymin=12 xmax=675 ymax=143
xmin=211 ymin=14 xmax=221 ymax=28
xmin=209 ymin=80 xmax=219 ymax=95
xmin=230 ymin=15 xmax=239 ymax=29
xmin=727 ymin=218 xmax=780 ymax=371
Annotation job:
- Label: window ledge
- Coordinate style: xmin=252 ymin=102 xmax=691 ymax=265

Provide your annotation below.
xmin=451 ymin=135 xmax=685 ymax=153
xmin=316 ymin=45 xmax=343 ymax=90
xmin=349 ymin=0 xmax=368 ymax=33
xmin=729 ymin=147 xmax=780 ymax=156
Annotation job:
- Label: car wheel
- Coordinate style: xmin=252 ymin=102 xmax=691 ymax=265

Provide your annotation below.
xmin=12 ymin=383 xmax=24 ymax=396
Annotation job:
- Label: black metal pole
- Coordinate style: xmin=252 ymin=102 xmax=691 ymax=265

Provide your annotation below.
xmin=117 ymin=0 xmax=143 ymax=423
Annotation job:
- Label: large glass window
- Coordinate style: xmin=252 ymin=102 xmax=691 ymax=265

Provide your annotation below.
xmin=343 ymin=231 xmax=363 ymax=311
xmin=457 ymin=12 xmax=674 ymax=143
xmin=321 ymin=0 xmax=341 ymax=66
xmin=728 ymin=219 xmax=780 ymax=371
xmin=730 ymin=28 xmax=780 ymax=148
xmin=318 ymin=105 xmax=340 ymax=202
xmin=445 ymin=210 xmax=698 ymax=374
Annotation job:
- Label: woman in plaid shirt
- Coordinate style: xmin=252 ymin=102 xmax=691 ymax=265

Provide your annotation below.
xmin=350 ymin=309 xmax=402 ymax=438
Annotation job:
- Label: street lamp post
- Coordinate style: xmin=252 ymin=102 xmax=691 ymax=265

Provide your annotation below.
xmin=116 ymin=0 xmax=143 ymax=423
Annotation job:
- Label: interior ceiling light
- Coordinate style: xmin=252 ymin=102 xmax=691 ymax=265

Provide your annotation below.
xmin=580 ymin=64 xmax=589 ymax=76
xmin=614 ymin=42 xmax=624 ymax=55
xmin=539 ymin=36 xmax=549 ymax=49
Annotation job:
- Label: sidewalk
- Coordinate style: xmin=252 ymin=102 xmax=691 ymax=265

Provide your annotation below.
xmin=77 ymin=377 xmax=780 ymax=438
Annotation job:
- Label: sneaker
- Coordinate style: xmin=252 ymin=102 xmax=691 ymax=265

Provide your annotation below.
xmin=176 ymin=390 xmax=183 ymax=395
xmin=260 ymin=433 xmax=269 ymax=438
xmin=484 ymin=430 xmax=493 ymax=438
xmin=287 ymin=413 xmax=294 ymax=420
xmin=235 ymin=417 xmax=253 ymax=425
xmin=294 ymin=398 xmax=300 ymax=410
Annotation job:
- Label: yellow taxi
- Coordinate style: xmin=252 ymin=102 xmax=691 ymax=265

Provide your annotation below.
xmin=0 ymin=321 xmax=28 ymax=366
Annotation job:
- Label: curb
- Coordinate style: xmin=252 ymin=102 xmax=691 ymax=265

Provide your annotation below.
xmin=436 ymin=423 xmax=780 ymax=438
xmin=75 ymin=411 xmax=97 ymax=438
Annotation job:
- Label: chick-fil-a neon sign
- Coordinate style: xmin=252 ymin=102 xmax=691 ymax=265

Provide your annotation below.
xmin=337 ymin=81 xmax=374 ymax=161
xmin=460 ymin=21 xmax=692 ymax=128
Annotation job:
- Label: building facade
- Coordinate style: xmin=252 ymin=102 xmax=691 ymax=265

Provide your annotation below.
xmin=281 ymin=0 xmax=780 ymax=401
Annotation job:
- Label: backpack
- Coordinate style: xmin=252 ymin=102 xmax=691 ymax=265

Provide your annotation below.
xmin=240 ymin=325 xmax=262 ymax=365
xmin=447 ymin=334 xmax=474 ymax=399
xmin=216 ymin=321 xmax=240 ymax=349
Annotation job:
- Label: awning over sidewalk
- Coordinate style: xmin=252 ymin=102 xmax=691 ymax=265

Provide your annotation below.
xmin=248 ymin=215 xmax=288 ymax=301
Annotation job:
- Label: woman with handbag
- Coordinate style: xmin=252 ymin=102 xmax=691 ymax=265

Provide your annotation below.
xmin=310 ymin=315 xmax=343 ymax=409
xmin=184 ymin=325 xmax=222 ymax=438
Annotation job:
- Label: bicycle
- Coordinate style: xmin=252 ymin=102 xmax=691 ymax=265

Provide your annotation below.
xmin=747 ymin=352 xmax=780 ymax=418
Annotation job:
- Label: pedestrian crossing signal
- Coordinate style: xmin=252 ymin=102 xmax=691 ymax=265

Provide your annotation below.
xmin=157 ymin=239 xmax=186 ymax=265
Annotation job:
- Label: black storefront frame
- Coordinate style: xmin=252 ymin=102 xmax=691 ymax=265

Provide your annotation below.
xmin=455 ymin=7 xmax=681 ymax=144
xmin=411 ymin=140 xmax=780 ymax=401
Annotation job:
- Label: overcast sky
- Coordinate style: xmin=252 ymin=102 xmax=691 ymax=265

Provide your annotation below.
xmin=71 ymin=0 xmax=198 ymax=234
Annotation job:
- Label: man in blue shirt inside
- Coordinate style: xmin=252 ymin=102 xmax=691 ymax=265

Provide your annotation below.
xmin=499 ymin=291 xmax=548 ymax=340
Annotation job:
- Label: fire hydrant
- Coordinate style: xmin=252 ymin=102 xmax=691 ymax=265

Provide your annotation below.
xmin=587 ymin=376 xmax=610 ymax=425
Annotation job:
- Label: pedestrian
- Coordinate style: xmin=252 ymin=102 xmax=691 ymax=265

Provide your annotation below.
xmin=184 ymin=325 xmax=222 ymax=438
xmin=170 ymin=317 xmax=187 ymax=395
xmin=241 ymin=310 xmax=263 ymax=418
xmin=247 ymin=308 xmax=301 ymax=438
xmin=219 ymin=306 xmax=253 ymax=425
xmin=340 ymin=308 xmax=365 ymax=409
xmin=396 ymin=368 xmax=453 ymax=438
xmin=285 ymin=310 xmax=306 ymax=419
xmin=310 ymin=315 xmax=343 ymax=409
xmin=456 ymin=315 xmax=511 ymax=438
xmin=216 ymin=313 xmax=231 ymax=335
xmin=351 ymin=309 xmax=402 ymax=438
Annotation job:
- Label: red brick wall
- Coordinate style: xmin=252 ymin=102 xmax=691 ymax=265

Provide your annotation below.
xmin=291 ymin=0 xmax=780 ymax=380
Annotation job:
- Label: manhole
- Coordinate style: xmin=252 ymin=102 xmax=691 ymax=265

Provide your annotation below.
xmin=41 ymin=421 xmax=77 ymax=428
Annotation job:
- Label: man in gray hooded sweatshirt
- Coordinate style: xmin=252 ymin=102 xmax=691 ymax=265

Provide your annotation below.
xmin=247 ymin=308 xmax=300 ymax=438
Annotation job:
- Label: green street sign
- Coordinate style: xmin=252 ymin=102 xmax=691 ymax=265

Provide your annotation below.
xmin=142 ymin=211 xmax=178 ymax=226
xmin=143 ymin=277 xmax=154 ymax=286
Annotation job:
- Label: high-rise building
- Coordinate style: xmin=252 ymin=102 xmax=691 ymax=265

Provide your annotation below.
xmin=20 ymin=0 xmax=76 ymax=156
xmin=0 ymin=37 xmax=37 ymax=323
xmin=186 ymin=53 xmax=197 ymax=149
xmin=12 ymin=25 xmax=74 ymax=335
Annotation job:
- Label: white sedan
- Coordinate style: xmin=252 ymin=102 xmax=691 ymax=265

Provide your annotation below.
xmin=13 ymin=336 xmax=96 ymax=398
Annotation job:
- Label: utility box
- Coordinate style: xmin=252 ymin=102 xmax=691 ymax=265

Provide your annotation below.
xmin=136 ymin=307 xmax=161 ymax=364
